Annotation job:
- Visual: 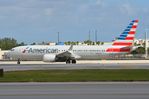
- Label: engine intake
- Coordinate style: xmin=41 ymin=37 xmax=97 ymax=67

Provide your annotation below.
xmin=43 ymin=54 xmax=56 ymax=62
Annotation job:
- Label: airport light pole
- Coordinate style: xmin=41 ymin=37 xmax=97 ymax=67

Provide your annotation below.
xmin=89 ymin=30 xmax=91 ymax=41
xmin=145 ymin=29 xmax=148 ymax=59
xmin=95 ymin=30 xmax=97 ymax=43
xmin=57 ymin=32 xmax=60 ymax=43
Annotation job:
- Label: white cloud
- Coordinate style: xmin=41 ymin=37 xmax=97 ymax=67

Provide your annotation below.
xmin=120 ymin=4 xmax=136 ymax=16
xmin=44 ymin=8 xmax=54 ymax=16
xmin=96 ymin=0 xmax=104 ymax=6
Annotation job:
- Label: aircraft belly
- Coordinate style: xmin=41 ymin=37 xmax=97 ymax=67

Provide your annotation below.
xmin=12 ymin=54 xmax=43 ymax=61
xmin=78 ymin=53 xmax=107 ymax=60
xmin=22 ymin=54 xmax=43 ymax=60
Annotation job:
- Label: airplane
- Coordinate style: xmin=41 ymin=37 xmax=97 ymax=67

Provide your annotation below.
xmin=6 ymin=19 xmax=139 ymax=64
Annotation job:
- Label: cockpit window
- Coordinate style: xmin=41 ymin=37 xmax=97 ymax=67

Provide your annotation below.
xmin=10 ymin=48 xmax=15 ymax=51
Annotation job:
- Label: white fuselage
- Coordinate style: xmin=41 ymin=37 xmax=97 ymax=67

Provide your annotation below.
xmin=6 ymin=45 xmax=129 ymax=61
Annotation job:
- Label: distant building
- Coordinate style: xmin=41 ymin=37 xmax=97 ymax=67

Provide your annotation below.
xmin=56 ymin=42 xmax=65 ymax=45
xmin=0 ymin=48 xmax=9 ymax=60
xmin=134 ymin=39 xmax=149 ymax=46
xmin=78 ymin=42 xmax=88 ymax=45
xmin=48 ymin=42 xmax=56 ymax=46
xmin=103 ymin=42 xmax=112 ymax=45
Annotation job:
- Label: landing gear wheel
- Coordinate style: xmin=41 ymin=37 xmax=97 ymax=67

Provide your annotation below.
xmin=17 ymin=58 xmax=21 ymax=64
xmin=72 ymin=60 xmax=76 ymax=64
xmin=66 ymin=60 xmax=70 ymax=64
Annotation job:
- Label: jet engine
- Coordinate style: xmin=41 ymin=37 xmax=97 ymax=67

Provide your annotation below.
xmin=43 ymin=54 xmax=56 ymax=62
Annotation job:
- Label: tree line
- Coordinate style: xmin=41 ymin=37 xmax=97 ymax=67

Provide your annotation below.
xmin=0 ymin=38 xmax=25 ymax=50
xmin=65 ymin=40 xmax=104 ymax=45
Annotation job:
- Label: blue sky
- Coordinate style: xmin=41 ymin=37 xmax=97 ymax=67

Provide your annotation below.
xmin=0 ymin=0 xmax=149 ymax=43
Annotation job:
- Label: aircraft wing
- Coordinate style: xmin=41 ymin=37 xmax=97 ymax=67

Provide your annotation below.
xmin=56 ymin=51 xmax=72 ymax=57
xmin=56 ymin=45 xmax=81 ymax=59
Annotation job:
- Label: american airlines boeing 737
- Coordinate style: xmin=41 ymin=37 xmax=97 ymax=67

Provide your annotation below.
xmin=6 ymin=20 xmax=139 ymax=64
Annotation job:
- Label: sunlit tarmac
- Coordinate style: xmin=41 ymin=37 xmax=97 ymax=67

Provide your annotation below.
xmin=0 ymin=82 xmax=149 ymax=99
xmin=0 ymin=63 xmax=149 ymax=71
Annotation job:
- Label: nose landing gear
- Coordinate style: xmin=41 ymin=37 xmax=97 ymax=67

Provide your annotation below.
xmin=17 ymin=58 xmax=21 ymax=64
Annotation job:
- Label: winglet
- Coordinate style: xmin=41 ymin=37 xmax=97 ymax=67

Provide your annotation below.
xmin=68 ymin=45 xmax=73 ymax=51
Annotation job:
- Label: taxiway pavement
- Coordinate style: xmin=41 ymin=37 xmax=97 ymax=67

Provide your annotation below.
xmin=0 ymin=82 xmax=149 ymax=99
xmin=0 ymin=63 xmax=149 ymax=71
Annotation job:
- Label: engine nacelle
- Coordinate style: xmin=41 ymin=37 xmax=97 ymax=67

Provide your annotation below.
xmin=43 ymin=54 xmax=56 ymax=62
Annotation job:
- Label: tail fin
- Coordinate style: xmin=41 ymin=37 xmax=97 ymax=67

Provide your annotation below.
xmin=112 ymin=19 xmax=139 ymax=46
xmin=106 ymin=20 xmax=139 ymax=53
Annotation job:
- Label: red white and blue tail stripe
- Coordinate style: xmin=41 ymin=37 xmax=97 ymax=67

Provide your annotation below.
xmin=106 ymin=20 xmax=139 ymax=53
xmin=113 ymin=19 xmax=138 ymax=46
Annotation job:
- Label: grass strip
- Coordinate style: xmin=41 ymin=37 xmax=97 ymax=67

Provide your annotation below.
xmin=0 ymin=69 xmax=149 ymax=82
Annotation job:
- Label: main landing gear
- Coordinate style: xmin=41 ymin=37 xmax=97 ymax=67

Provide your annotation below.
xmin=66 ymin=59 xmax=76 ymax=64
xmin=17 ymin=58 xmax=21 ymax=64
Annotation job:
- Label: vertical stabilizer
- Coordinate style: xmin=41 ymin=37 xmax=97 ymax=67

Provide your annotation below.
xmin=106 ymin=20 xmax=139 ymax=53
